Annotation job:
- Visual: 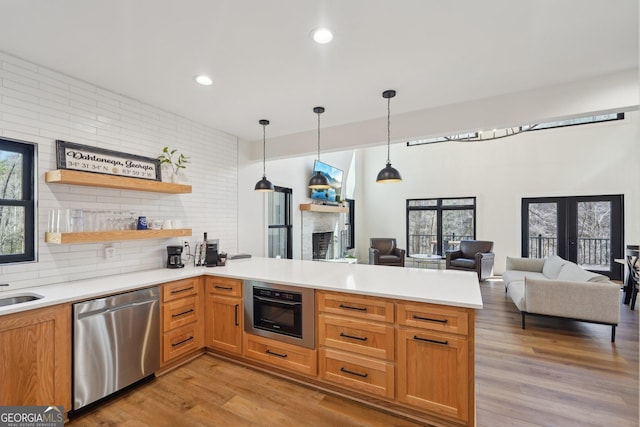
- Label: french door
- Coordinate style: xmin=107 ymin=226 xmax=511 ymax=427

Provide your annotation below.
xmin=521 ymin=195 xmax=624 ymax=280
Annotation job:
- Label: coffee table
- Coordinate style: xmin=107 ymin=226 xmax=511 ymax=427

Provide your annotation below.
xmin=409 ymin=254 xmax=445 ymax=269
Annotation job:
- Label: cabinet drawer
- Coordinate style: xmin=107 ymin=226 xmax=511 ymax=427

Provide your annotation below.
xmin=162 ymin=323 xmax=201 ymax=364
xmin=162 ymin=278 xmax=200 ymax=302
xmin=397 ymin=302 xmax=469 ymax=336
xmin=317 ymin=291 xmax=394 ymax=323
xmin=319 ymin=348 xmax=394 ymax=399
xmin=162 ymin=294 xmax=200 ymax=332
xmin=318 ymin=314 xmax=394 ymax=360
xmin=243 ymin=334 xmax=317 ymax=376
xmin=206 ymin=276 xmax=243 ymax=297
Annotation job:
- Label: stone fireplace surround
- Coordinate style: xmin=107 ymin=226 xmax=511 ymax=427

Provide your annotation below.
xmin=301 ymin=210 xmax=347 ymax=261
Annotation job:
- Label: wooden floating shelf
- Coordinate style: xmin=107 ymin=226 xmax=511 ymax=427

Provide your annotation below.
xmin=45 ymin=229 xmax=192 ymax=244
xmin=45 ymin=169 xmax=192 ymax=194
xmin=299 ymin=203 xmax=348 ymax=213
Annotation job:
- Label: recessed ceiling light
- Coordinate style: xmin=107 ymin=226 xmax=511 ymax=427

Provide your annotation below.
xmin=194 ymin=74 xmax=213 ymax=86
xmin=311 ymin=28 xmax=333 ymax=44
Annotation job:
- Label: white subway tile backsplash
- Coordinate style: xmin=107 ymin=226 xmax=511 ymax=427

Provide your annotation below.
xmin=0 ymin=51 xmax=238 ymax=291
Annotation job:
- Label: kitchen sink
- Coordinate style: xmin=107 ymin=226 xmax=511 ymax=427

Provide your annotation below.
xmin=0 ymin=294 xmax=43 ymax=307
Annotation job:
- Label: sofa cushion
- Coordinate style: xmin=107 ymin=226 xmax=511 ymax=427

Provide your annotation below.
xmin=502 ymin=270 xmax=546 ymax=286
xmin=542 ymin=255 xmax=567 ymax=279
xmin=557 ymin=262 xmax=608 ymax=283
xmin=507 ymin=281 xmax=526 ymax=311
xmin=450 ymin=258 xmax=475 ymax=269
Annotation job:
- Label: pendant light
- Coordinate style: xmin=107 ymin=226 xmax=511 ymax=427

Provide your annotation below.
xmin=376 ymin=89 xmax=403 ymax=183
xmin=254 ymin=119 xmax=274 ymax=192
xmin=308 ymin=106 xmax=330 ymax=189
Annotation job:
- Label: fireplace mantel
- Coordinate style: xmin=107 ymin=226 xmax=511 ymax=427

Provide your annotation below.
xmin=299 ymin=203 xmax=348 ymax=213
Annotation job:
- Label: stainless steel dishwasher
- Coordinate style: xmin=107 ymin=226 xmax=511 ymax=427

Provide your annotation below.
xmin=73 ymin=286 xmax=160 ymax=410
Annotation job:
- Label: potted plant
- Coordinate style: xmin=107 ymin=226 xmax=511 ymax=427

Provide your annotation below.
xmin=158 ymin=147 xmax=190 ymax=183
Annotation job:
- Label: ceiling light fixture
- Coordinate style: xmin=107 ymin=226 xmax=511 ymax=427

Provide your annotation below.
xmin=194 ymin=74 xmax=213 ymax=86
xmin=376 ymin=90 xmax=402 ymax=183
xmin=308 ymin=106 xmax=330 ymax=190
xmin=311 ymin=28 xmax=333 ymax=44
xmin=254 ymin=119 xmax=274 ymax=192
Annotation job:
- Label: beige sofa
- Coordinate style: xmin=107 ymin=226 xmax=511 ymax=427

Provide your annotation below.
xmin=502 ymin=255 xmax=620 ymax=341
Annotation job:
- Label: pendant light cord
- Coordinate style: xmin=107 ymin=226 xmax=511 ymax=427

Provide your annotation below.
xmin=317 ymin=111 xmax=321 ymax=161
xmin=386 ymin=96 xmax=391 ymax=164
xmin=262 ymin=124 xmax=266 ymax=177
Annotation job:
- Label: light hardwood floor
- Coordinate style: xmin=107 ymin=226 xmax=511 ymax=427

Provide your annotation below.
xmin=69 ymin=280 xmax=639 ymax=427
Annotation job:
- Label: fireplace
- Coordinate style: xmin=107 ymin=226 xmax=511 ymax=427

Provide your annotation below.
xmin=312 ymin=232 xmax=334 ymax=260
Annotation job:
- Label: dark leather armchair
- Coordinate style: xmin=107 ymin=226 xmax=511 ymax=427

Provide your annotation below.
xmin=369 ymin=238 xmax=405 ymax=267
xmin=446 ymin=240 xmax=494 ymax=280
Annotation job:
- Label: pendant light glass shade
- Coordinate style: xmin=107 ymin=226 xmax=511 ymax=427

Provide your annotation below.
xmin=308 ymin=106 xmax=330 ymax=189
xmin=376 ymin=89 xmax=402 ymax=183
xmin=255 ymin=119 xmax=274 ymax=192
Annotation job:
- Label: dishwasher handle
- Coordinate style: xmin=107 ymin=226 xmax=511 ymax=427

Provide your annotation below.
xmin=76 ymin=298 xmax=158 ymax=320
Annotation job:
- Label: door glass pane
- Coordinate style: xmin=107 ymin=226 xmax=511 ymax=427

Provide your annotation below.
xmin=0 ymin=150 xmax=23 ymax=200
xmin=408 ymin=210 xmax=437 ymax=255
xmin=442 ymin=209 xmax=474 ymax=253
xmin=268 ymin=228 xmax=287 ymax=258
xmin=528 ymin=203 xmax=558 ymax=258
xmin=577 ymin=201 xmax=611 ymax=271
xmin=268 ymin=191 xmax=285 ymax=225
xmin=0 ymin=206 xmax=25 ymax=255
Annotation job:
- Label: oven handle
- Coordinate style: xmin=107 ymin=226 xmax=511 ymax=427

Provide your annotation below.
xmin=254 ymin=295 xmax=302 ymax=306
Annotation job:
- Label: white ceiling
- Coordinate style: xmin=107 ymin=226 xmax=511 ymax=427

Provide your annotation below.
xmin=0 ymin=0 xmax=637 ymax=143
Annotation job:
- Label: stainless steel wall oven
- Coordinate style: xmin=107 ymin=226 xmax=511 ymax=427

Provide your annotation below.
xmin=244 ymin=280 xmax=315 ymax=349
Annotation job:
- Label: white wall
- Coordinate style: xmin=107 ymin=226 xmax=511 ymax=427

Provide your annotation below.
xmin=0 ymin=52 xmax=238 ymax=291
xmin=238 ymin=148 xmax=354 ymax=259
xmin=239 ymin=111 xmax=639 ymax=272
xmin=360 ymin=111 xmax=640 ymax=273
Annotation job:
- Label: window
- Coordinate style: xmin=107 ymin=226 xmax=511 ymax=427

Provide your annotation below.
xmin=407 ymin=113 xmax=624 ymax=146
xmin=0 ymin=138 xmax=36 ymax=263
xmin=268 ymin=186 xmax=292 ymax=259
xmin=406 ymin=197 xmax=476 ymax=256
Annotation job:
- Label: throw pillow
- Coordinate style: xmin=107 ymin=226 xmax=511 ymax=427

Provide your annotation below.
xmin=542 ymin=255 xmax=567 ymax=279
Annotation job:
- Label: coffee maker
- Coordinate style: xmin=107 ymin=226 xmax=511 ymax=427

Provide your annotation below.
xmin=167 ymin=245 xmax=184 ymax=269
xmin=205 ymin=239 xmax=219 ymax=267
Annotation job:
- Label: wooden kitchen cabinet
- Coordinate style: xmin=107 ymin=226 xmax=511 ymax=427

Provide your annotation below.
xmin=160 ymin=278 xmax=204 ymax=366
xmin=204 ymin=276 xmax=243 ymax=355
xmin=396 ymin=302 xmax=474 ymax=425
xmin=0 ymin=304 xmax=71 ymax=413
xmin=244 ymin=333 xmax=317 ymax=376
xmin=317 ymin=291 xmax=395 ymax=399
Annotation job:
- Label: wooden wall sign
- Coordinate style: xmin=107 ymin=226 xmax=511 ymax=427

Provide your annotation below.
xmin=55 ymin=140 xmax=161 ymax=181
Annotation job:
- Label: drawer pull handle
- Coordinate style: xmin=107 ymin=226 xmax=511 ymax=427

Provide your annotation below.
xmin=413 ymin=335 xmax=448 ymax=346
xmin=172 ymin=308 xmax=195 ymax=318
xmin=339 ymin=332 xmax=368 ymax=341
xmin=214 ymin=285 xmax=233 ymax=291
xmin=340 ymin=367 xmax=368 ymax=378
xmin=172 ymin=336 xmax=194 ymax=347
xmin=265 ymin=349 xmax=288 ymax=358
xmin=413 ymin=315 xmax=448 ymax=324
xmin=171 ymin=286 xmax=194 ymax=294
xmin=339 ymin=304 xmax=367 ymax=312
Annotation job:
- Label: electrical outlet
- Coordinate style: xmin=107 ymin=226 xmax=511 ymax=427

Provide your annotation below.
xmin=104 ymin=246 xmax=116 ymax=259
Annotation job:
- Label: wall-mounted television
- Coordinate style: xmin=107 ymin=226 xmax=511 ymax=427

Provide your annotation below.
xmin=310 ymin=160 xmax=343 ymax=202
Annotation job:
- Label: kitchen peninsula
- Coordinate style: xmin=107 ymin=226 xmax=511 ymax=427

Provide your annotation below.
xmin=0 ymin=257 xmax=482 ymax=427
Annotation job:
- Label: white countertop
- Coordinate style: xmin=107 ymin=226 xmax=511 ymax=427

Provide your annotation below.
xmin=0 ymin=257 xmax=483 ymax=316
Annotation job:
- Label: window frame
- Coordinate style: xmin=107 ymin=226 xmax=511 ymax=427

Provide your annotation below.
xmin=406 ymin=197 xmax=476 ymax=257
xmin=0 ymin=137 xmax=36 ymax=264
